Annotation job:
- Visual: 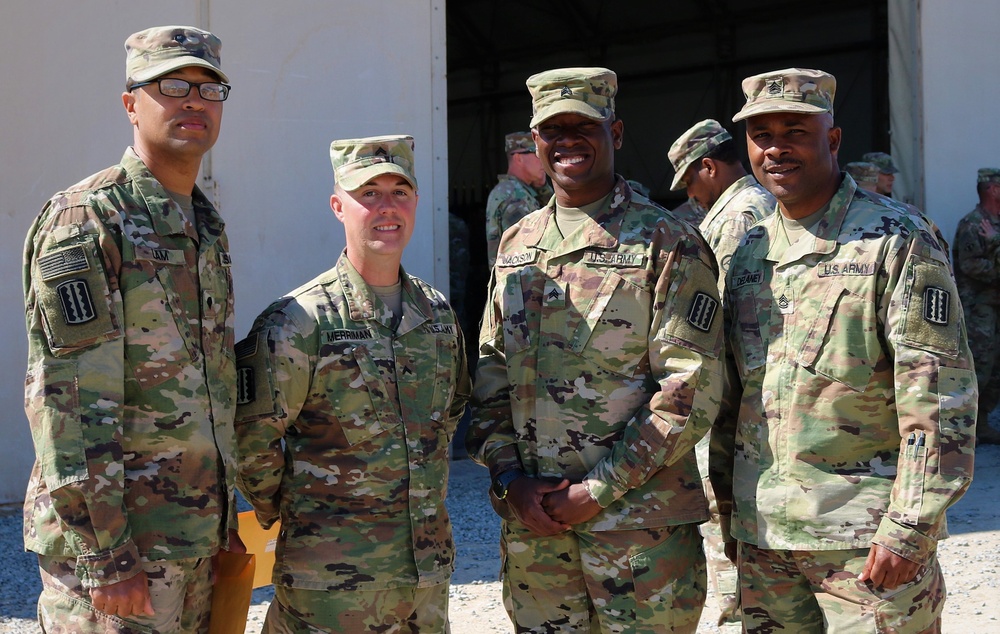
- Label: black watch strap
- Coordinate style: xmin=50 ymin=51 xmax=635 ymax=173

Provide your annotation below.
xmin=492 ymin=469 xmax=523 ymax=500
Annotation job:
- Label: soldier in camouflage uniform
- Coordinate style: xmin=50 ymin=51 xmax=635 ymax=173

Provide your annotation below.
xmin=485 ymin=131 xmax=551 ymax=269
xmin=863 ymin=151 xmax=900 ymax=197
xmin=668 ymin=118 xmax=775 ymax=631
xmin=22 ymin=26 xmax=243 ymax=632
xmin=953 ymin=168 xmax=1000 ymax=445
xmin=235 ymin=136 xmax=471 ymax=633
xmin=671 ymin=198 xmax=708 ymax=226
xmin=845 ymin=161 xmax=880 ymax=193
xmin=468 ymin=67 xmax=724 ymax=633
xmin=712 ymin=68 xmax=977 ymax=633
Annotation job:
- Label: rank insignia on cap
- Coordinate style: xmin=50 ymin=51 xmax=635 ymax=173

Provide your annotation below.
xmin=687 ymin=292 xmax=718 ymax=332
xmin=766 ymin=78 xmax=783 ymax=96
xmin=561 ymin=86 xmax=573 ymax=98
xmin=236 ymin=367 xmax=255 ymax=405
xmin=923 ymin=287 xmax=950 ymax=324
xmin=56 ymin=279 xmax=96 ymax=325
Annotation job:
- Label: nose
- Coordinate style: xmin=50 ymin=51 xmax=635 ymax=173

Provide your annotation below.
xmin=182 ymin=91 xmax=207 ymax=110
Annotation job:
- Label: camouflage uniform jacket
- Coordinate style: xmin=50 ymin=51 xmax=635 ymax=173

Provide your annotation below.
xmin=699 ymin=175 xmax=775 ymax=295
xmin=486 ymin=175 xmax=548 ymax=269
xmin=712 ymin=175 xmax=976 ymax=564
xmin=234 ymin=253 xmax=471 ymax=591
xmin=953 ymin=204 xmax=1000 ymax=305
xmin=469 ymin=176 xmax=725 ymax=531
xmin=22 ymin=148 xmax=238 ymax=588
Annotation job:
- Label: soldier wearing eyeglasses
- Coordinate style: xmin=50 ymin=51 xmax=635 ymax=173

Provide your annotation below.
xmin=22 ymin=26 xmax=243 ymax=633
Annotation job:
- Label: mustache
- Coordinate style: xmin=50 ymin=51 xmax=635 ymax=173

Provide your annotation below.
xmin=762 ymin=158 xmax=802 ymax=171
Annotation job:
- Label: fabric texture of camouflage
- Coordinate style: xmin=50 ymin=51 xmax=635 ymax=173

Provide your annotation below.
xmin=698 ymin=174 xmax=776 ymax=294
xmin=125 ymin=25 xmax=227 ymax=85
xmin=330 ymin=135 xmax=417 ymax=191
xmin=953 ymin=203 xmax=1000 ymax=426
xmin=235 ymin=252 xmax=470 ymax=599
xmin=862 ymin=151 xmax=900 ymax=175
xmin=978 ymin=167 xmax=1000 ymax=184
xmin=738 ymin=544 xmax=945 ymax=632
xmin=668 ymin=119 xmax=733 ymax=191
xmin=672 ymin=199 xmax=708 ymax=226
xmin=485 ymin=174 xmax=548 ymax=270
xmin=526 ymin=67 xmax=617 ymax=127
xmin=504 ymin=131 xmax=535 ymax=154
xmin=22 ymin=148 xmax=239 ymax=589
xmin=732 ymin=68 xmax=835 ymax=123
xmin=845 ymin=161 xmax=879 ymax=184
xmin=712 ymin=175 xmax=977 ymax=568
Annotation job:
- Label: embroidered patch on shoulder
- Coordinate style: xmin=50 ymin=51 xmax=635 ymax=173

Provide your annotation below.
xmin=219 ymin=252 xmax=233 ymax=267
xmin=236 ymin=366 xmax=255 ymax=404
xmin=923 ymin=287 xmax=950 ymax=325
xmin=37 ymin=245 xmax=90 ymax=282
xmin=56 ymin=279 xmax=96 ymax=325
xmin=687 ymin=292 xmax=719 ymax=332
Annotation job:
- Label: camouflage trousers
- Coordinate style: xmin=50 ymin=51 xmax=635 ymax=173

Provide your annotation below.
xmin=738 ymin=543 xmax=945 ymax=633
xmin=500 ymin=521 xmax=707 ymax=633
xmin=964 ymin=301 xmax=1000 ymax=422
xmin=37 ymin=555 xmax=212 ymax=634
xmin=694 ymin=433 xmax=741 ymax=632
xmin=262 ymin=583 xmax=450 ymax=633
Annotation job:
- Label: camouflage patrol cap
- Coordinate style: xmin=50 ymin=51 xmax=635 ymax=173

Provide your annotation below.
xmin=526 ymin=67 xmax=617 ymax=128
xmin=978 ymin=168 xmax=1000 ymax=184
xmin=125 ymin=26 xmax=228 ymax=87
xmin=330 ymin=135 xmax=417 ymax=191
xmin=732 ymin=68 xmax=835 ymax=123
xmin=862 ymin=152 xmax=899 ymax=174
xmin=668 ymin=119 xmax=732 ymax=191
xmin=844 ymin=161 xmax=879 ymax=184
xmin=505 ymin=132 xmax=536 ymax=155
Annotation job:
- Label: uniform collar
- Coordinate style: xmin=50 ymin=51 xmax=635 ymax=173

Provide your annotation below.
xmin=704 ymin=174 xmax=758 ymax=226
xmin=758 ymin=173 xmax=854 ymax=265
xmin=336 ymin=253 xmax=435 ymax=334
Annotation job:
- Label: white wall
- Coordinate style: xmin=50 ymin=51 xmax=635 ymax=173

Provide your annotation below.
xmin=0 ymin=0 xmax=447 ymax=503
xmin=920 ymin=0 xmax=1000 ymax=244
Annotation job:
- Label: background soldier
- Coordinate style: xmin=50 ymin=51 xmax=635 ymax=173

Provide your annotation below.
xmin=469 ymin=67 xmax=724 ymax=633
xmin=862 ymin=151 xmax=899 ymax=197
xmin=713 ymin=68 xmax=976 ymax=632
xmin=668 ymin=118 xmax=775 ymax=631
xmin=671 ymin=198 xmax=708 ymax=226
xmin=484 ymin=131 xmax=550 ymax=269
xmin=235 ymin=136 xmax=471 ymax=632
xmin=22 ymin=26 xmax=243 ymax=632
xmin=845 ymin=161 xmax=880 ymax=193
xmin=953 ymin=167 xmax=1000 ymax=444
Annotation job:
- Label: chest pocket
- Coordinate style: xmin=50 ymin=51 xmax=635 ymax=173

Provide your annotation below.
xmin=569 ymin=270 xmax=650 ymax=378
xmin=797 ymin=280 xmax=880 ymax=391
xmin=729 ymin=282 xmax=766 ymax=377
xmin=498 ymin=270 xmax=533 ymax=356
xmin=315 ymin=339 xmax=396 ymax=446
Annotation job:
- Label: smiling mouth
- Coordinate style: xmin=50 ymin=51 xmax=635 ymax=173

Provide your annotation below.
xmin=375 ymin=224 xmax=401 ymax=232
xmin=556 ymin=155 xmax=587 ymax=165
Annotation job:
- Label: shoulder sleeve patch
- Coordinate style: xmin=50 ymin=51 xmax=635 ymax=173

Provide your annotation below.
xmin=662 ymin=256 xmax=723 ymax=359
xmin=34 ymin=236 xmax=120 ymax=355
xmin=898 ymin=255 xmax=960 ymax=358
xmin=235 ymin=332 xmax=279 ymax=422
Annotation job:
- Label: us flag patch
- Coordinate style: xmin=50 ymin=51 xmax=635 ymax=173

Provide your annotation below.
xmin=688 ymin=292 xmax=718 ymax=333
xmin=923 ymin=287 xmax=950 ymax=325
xmin=38 ymin=246 xmax=89 ymax=281
xmin=236 ymin=367 xmax=255 ymax=404
xmin=56 ymin=279 xmax=96 ymax=325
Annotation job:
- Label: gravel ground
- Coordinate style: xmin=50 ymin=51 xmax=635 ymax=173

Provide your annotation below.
xmin=4 ymin=444 xmax=1000 ymax=633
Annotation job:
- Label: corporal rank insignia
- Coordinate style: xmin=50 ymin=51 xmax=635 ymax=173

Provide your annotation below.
xmin=923 ymin=287 xmax=950 ymax=324
xmin=687 ymin=292 xmax=718 ymax=332
xmin=56 ymin=279 xmax=96 ymax=325
xmin=236 ymin=367 xmax=255 ymax=405
xmin=38 ymin=246 xmax=89 ymax=282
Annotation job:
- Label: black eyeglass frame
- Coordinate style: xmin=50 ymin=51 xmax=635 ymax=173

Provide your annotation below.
xmin=128 ymin=78 xmax=231 ymax=102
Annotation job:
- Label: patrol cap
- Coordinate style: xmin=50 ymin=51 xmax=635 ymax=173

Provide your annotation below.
xmin=505 ymin=132 xmax=536 ymax=155
xmin=844 ymin=161 xmax=879 ymax=184
xmin=978 ymin=168 xmax=1000 ymax=184
xmin=125 ymin=26 xmax=228 ymax=87
xmin=862 ymin=152 xmax=899 ymax=175
xmin=732 ymin=68 xmax=835 ymax=123
xmin=526 ymin=67 xmax=617 ymax=128
xmin=330 ymin=135 xmax=417 ymax=191
xmin=668 ymin=119 xmax=732 ymax=191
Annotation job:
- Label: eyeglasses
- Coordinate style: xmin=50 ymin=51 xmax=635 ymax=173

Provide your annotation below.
xmin=129 ymin=78 xmax=231 ymax=102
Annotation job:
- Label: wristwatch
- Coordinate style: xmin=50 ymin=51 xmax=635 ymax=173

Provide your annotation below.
xmin=491 ymin=469 xmax=523 ymax=500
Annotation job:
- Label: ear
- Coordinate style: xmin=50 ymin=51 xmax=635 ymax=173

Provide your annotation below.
xmin=122 ymin=91 xmax=139 ymax=125
xmin=611 ymin=119 xmax=624 ymax=150
xmin=531 ymin=129 xmax=541 ymax=156
xmin=330 ymin=193 xmax=345 ymax=222
xmin=828 ymin=125 xmax=843 ymax=157
xmin=703 ymin=157 xmax=717 ymax=177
